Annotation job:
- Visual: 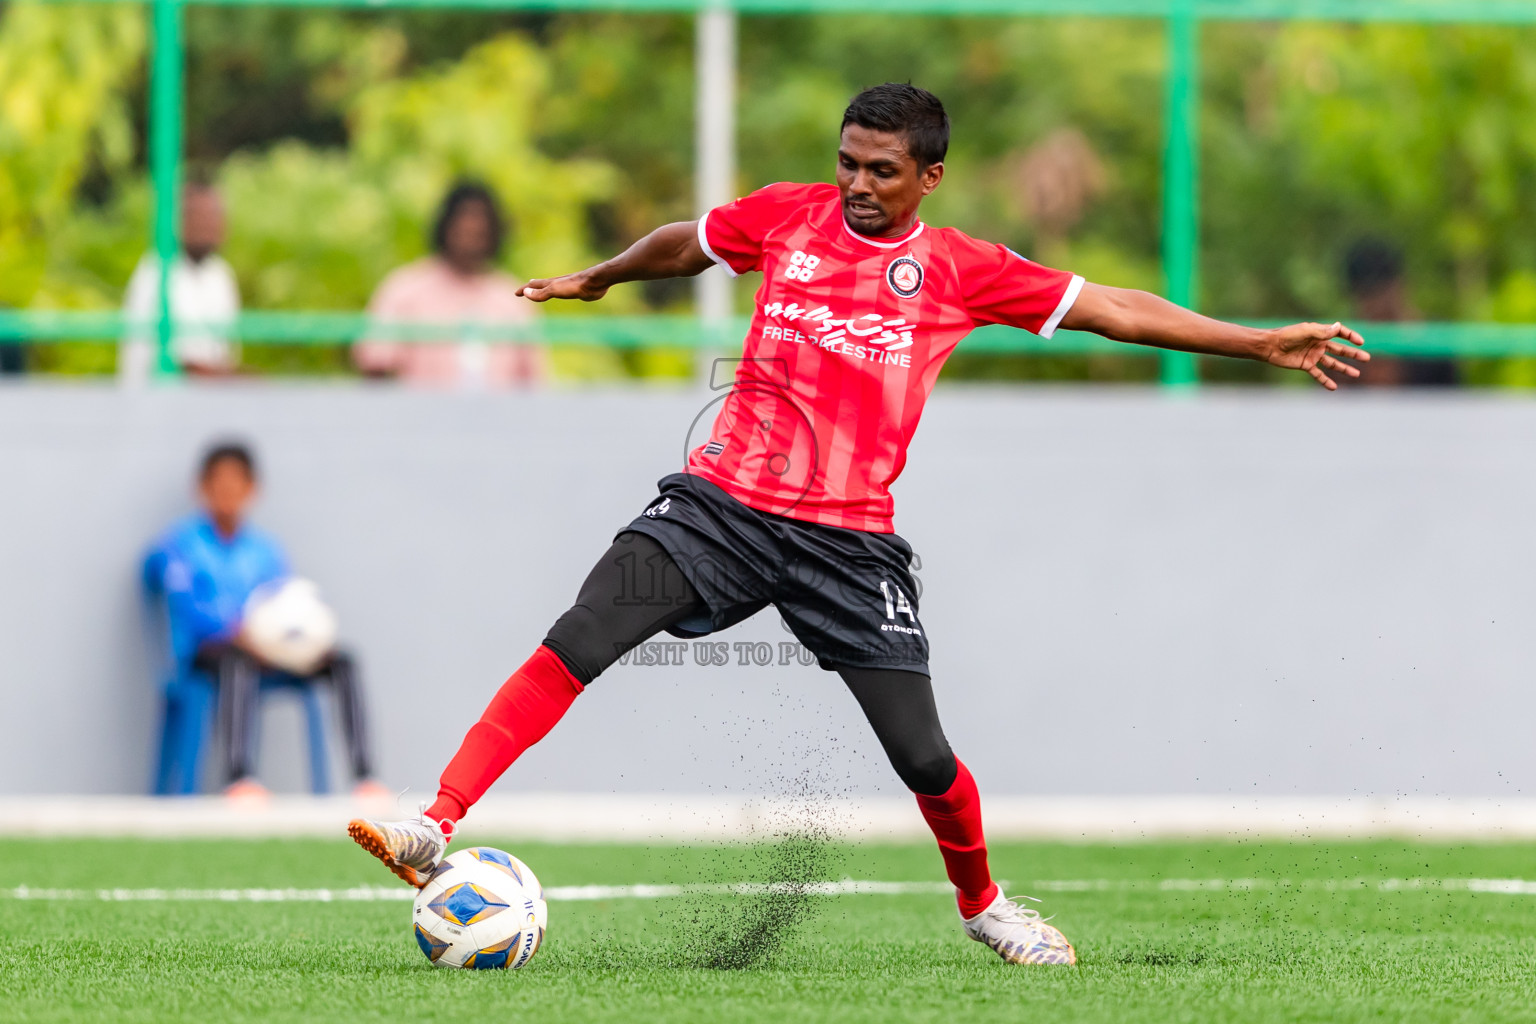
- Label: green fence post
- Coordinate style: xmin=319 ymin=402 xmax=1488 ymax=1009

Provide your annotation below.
xmin=150 ymin=0 xmax=184 ymax=377
xmin=1160 ymin=3 xmax=1200 ymax=388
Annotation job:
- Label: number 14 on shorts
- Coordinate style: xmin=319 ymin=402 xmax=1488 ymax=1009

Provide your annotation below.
xmin=879 ymin=580 xmax=917 ymax=622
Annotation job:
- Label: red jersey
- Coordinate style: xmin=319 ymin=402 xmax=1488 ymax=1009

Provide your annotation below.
xmin=689 ymin=181 xmax=1082 ymax=533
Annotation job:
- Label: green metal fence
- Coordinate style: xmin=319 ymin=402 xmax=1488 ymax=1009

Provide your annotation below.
xmin=11 ymin=0 xmax=1536 ymax=383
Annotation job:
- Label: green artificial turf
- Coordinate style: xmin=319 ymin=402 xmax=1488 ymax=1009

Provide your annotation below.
xmin=1 ymin=835 xmax=1534 ymax=1023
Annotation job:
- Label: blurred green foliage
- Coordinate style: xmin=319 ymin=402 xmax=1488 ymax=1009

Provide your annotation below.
xmin=0 ymin=5 xmax=143 ymax=303
xmin=2 ymin=3 xmax=1535 ymax=381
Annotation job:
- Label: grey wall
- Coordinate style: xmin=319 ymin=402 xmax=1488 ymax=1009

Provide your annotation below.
xmin=2 ymin=383 xmax=1533 ymax=800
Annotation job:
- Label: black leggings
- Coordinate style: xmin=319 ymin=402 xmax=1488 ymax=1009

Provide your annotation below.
xmin=195 ymin=646 xmax=373 ymax=785
xmin=543 ymin=532 xmax=958 ymax=796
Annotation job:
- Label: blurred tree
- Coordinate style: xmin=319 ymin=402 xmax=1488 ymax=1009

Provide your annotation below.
xmin=542 ymin=14 xmax=696 ymax=250
xmin=0 ymin=3 xmax=145 ymax=374
xmin=1203 ymin=23 xmax=1536 ymax=322
xmin=0 ymin=2 xmax=143 ymax=309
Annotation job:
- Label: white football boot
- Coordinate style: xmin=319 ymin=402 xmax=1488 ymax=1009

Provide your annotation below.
xmin=962 ymin=888 xmax=1078 ymax=965
xmin=347 ymin=811 xmax=451 ymax=888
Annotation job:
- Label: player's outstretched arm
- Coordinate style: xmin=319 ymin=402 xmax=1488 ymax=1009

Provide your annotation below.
xmin=1060 ymin=282 xmax=1370 ymax=390
xmin=517 ymin=221 xmax=714 ymax=303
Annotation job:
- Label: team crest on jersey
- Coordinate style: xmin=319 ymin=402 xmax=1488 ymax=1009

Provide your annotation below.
xmin=886 ymin=257 xmax=924 ymax=298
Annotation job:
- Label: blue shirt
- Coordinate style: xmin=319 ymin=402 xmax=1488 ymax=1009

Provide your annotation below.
xmin=143 ymin=513 xmax=289 ymax=669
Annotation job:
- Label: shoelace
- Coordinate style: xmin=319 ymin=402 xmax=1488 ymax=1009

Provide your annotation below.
xmin=990 ymin=892 xmax=1052 ymax=926
xmin=415 ymin=801 xmax=456 ymax=844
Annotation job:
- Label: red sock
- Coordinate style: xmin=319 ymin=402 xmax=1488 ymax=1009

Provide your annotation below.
xmin=426 ymin=645 xmax=584 ymax=836
xmin=913 ymin=757 xmax=998 ymax=919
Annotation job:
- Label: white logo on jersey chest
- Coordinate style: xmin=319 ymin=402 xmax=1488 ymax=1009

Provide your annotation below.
xmin=784 ymin=250 xmax=822 ymax=282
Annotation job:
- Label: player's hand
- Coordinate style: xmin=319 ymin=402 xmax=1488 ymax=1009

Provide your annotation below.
xmin=517 ymin=270 xmax=609 ymax=303
xmin=1262 ymin=321 xmax=1369 ymax=390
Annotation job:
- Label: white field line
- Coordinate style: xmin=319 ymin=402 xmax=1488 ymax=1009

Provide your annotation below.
xmin=1031 ymin=877 xmax=1536 ymax=894
xmin=4 ymin=878 xmax=1535 ymax=903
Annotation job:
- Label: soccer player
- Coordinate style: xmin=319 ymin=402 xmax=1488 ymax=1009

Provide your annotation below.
xmin=349 ymin=83 xmax=1367 ymax=966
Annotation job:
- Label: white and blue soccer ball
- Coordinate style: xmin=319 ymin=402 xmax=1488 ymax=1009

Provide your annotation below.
xmin=412 ymin=847 xmax=548 ymax=970
xmin=241 ymin=577 xmax=338 ymax=675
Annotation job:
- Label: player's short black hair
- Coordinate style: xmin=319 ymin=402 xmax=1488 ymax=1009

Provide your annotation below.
xmin=842 ymin=84 xmax=950 ymax=168
xmin=431 ymin=180 xmax=506 ymax=259
xmin=1344 ymin=238 xmax=1404 ymax=296
xmin=200 ymin=441 xmax=256 ymax=482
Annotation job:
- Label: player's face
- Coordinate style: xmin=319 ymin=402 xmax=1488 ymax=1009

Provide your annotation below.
xmin=836 ymin=125 xmax=944 ymax=238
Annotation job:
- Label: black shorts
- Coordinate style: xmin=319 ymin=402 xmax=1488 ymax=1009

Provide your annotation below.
xmin=620 ymin=473 xmax=930 ymax=675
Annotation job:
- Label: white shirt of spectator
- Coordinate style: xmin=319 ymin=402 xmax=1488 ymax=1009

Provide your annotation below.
xmin=121 ymin=252 xmax=241 ymax=383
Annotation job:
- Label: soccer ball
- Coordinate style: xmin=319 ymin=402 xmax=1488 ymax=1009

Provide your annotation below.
xmin=241 ymin=577 xmax=339 ymax=675
xmin=412 ymin=848 xmax=548 ymax=970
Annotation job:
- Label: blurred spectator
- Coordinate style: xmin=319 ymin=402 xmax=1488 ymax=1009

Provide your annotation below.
xmin=1016 ymin=127 xmax=1106 ymax=249
xmin=143 ymin=441 xmax=387 ymax=801
xmin=1343 ymin=238 xmax=1458 ymax=387
xmin=121 ymin=182 xmax=241 ymax=383
xmin=355 ymin=181 xmax=545 ymax=388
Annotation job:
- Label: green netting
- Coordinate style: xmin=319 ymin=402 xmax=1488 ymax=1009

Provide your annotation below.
xmin=3 ymin=311 xmax=1528 ymax=357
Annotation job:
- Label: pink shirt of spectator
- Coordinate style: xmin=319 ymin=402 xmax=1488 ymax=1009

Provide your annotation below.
xmin=356 ymin=256 xmax=546 ymax=387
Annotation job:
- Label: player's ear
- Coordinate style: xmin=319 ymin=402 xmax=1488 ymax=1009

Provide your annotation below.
xmin=920 ymin=161 xmax=944 ymax=196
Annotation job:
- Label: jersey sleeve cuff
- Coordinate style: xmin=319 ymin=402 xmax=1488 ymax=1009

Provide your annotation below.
xmin=1038 ymin=274 xmax=1084 ymax=339
xmin=696 ymin=214 xmax=740 ymax=279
